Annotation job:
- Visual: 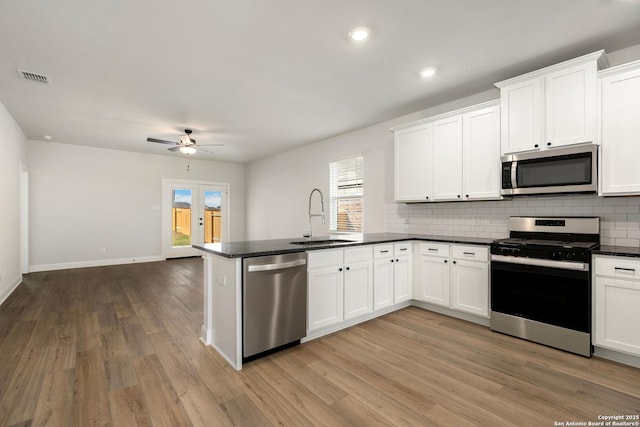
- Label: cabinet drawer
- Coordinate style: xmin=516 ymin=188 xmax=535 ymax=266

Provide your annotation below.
xmin=394 ymin=242 xmax=413 ymax=256
xmin=595 ymin=256 xmax=640 ymax=281
xmin=452 ymin=245 xmax=488 ymax=262
xmin=344 ymin=246 xmax=373 ymax=263
xmin=308 ymin=249 xmax=343 ymax=269
xmin=373 ymin=244 xmax=394 ymax=259
xmin=419 ymin=242 xmax=450 ymax=258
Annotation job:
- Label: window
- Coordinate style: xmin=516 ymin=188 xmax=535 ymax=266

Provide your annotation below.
xmin=330 ymin=155 xmax=363 ymax=233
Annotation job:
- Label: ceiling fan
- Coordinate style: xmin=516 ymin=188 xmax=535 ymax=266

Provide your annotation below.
xmin=147 ymin=129 xmax=223 ymax=155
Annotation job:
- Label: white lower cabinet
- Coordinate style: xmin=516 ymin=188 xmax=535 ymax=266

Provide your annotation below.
xmin=417 ymin=243 xmax=450 ymax=306
xmin=307 ymin=246 xmax=373 ymax=332
xmin=373 ymin=243 xmax=413 ymax=310
xmin=343 ymin=247 xmax=374 ymax=320
xmin=417 ymin=242 xmax=489 ymax=318
xmin=594 ymin=256 xmax=640 ymax=356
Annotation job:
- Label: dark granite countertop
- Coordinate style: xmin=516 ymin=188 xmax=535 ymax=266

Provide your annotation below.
xmin=193 ymin=233 xmax=494 ymax=258
xmin=593 ymin=246 xmax=640 ymax=258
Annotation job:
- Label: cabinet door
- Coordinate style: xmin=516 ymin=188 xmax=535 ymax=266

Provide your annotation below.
xmin=545 ymin=62 xmax=597 ymax=148
xmin=417 ymin=255 xmax=450 ymax=307
xmin=393 ymin=255 xmax=412 ymax=303
xmin=373 ymin=258 xmax=394 ymax=310
xmin=450 ymin=259 xmax=489 ymax=317
xmin=600 ymin=66 xmax=640 ymax=195
xmin=463 ymin=105 xmax=501 ymax=200
xmin=500 ymin=78 xmax=544 ymax=154
xmin=432 ymin=115 xmax=463 ymax=201
xmin=308 ymin=266 xmax=344 ymax=331
xmin=594 ymin=277 xmax=640 ymax=356
xmin=344 ymin=260 xmax=374 ymax=320
xmin=394 ymin=124 xmax=432 ymax=201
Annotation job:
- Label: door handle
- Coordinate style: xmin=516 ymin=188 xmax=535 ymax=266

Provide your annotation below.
xmin=247 ymin=259 xmax=307 ymax=272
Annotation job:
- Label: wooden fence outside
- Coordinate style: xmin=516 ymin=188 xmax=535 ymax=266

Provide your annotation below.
xmin=172 ymin=207 xmax=221 ymax=243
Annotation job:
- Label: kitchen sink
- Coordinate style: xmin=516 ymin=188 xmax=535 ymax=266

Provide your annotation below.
xmin=289 ymin=239 xmax=355 ymax=246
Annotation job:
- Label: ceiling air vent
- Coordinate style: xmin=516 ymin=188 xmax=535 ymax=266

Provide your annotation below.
xmin=17 ymin=69 xmax=51 ymax=84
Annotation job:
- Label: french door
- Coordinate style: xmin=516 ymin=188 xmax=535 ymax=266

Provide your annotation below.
xmin=162 ymin=179 xmax=228 ymax=258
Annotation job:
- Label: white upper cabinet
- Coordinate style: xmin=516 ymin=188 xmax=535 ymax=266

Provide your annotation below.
xmin=496 ymin=50 xmax=607 ymax=155
xmin=432 ymin=115 xmax=464 ymax=201
xmin=393 ymin=100 xmax=501 ymax=203
xmin=599 ymin=60 xmax=640 ymax=196
xmin=463 ymin=104 xmax=501 ymax=200
xmin=498 ymin=78 xmax=544 ymax=154
xmin=394 ymin=123 xmax=432 ymax=201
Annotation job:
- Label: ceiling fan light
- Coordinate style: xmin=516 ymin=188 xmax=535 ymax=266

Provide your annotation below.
xmin=179 ymin=145 xmax=196 ymax=155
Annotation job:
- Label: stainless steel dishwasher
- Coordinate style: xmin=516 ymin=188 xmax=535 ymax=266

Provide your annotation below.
xmin=243 ymin=252 xmax=307 ymax=359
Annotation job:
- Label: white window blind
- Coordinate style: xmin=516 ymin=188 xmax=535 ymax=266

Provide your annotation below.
xmin=329 ymin=155 xmax=363 ymax=233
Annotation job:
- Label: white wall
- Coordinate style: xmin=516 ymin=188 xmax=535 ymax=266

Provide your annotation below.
xmin=245 ymin=90 xmax=499 ymax=240
xmin=0 ymin=101 xmax=28 ymax=304
xmin=245 ymin=121 xmax=393 ymax=240
xmin=28 ymin=141 xmax=245 ymax=270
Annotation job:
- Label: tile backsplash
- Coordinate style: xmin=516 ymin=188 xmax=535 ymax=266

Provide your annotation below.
xmin=384 ymin=194 xmax=640 ymax=247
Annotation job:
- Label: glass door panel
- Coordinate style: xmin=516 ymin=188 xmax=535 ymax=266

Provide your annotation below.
xmin=172 ymin=188 xmax=193 ymax=247
xmin=200 ymin=185 xmax=226 ymax=245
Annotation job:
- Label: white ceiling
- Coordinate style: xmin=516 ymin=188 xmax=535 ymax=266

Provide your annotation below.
xmin=1 ymin=0 xmax=640 ymax=164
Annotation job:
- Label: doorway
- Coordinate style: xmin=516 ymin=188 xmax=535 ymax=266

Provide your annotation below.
xmin=19 ymin=163 xmax=29 ymax=274
xmin=162 ymin=179 xmax=228 ymax=258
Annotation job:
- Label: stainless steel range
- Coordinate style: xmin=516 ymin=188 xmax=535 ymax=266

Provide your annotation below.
xmin=490 ymin=216 xmax=600 ymax=357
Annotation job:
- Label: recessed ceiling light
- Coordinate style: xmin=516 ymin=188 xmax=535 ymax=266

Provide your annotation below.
xmin=43 ymin=135 xmax=52 ymax=140
xmin=349 ymin=26 xmax=371 ymax=42
xmin=420 ymin=67 xmax=437 ymax=78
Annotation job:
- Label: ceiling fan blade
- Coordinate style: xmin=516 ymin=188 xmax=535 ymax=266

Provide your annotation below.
xmin=168 ymin=146 xmax=182 ymax=152
xmin=195 ymin=143 xmax=225 ymax=147
xmin=147 ymin=137 xmax=177 ymax=145
xmin=194 ymin=147 xmax=216 ymax=155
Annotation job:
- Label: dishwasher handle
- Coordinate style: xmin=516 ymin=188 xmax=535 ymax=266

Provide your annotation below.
xmin=247 ymin=258 xmax=307 ymax=272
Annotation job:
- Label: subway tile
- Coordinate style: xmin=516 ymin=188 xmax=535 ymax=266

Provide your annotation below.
xmin=614 ymin=238 xmax=640 ymax=247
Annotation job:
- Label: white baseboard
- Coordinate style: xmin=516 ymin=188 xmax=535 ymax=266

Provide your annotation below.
xmin=29 ymin=255 xmax=165 ymax=273
xmin=594 ymin=347 xmax=640 ymax=368
xmin=411 ymin=300 xmax=491 ymax=327
xmin=0 ymin=274 xmax=22 ymax=306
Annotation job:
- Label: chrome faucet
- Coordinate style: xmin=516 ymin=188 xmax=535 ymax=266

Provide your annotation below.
xmin=306 ymin=188 xmax=325 ymax=240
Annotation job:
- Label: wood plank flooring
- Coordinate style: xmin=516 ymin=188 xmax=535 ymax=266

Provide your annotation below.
xmin=1 ymin=257 xmax=639 ymax=426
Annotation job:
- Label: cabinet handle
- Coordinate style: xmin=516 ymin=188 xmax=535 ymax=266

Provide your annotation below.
xmin=547 ymin=142 xmax=551 ymax=146
xmin=396 ymin=259 xmax=399 ymax=262
xmin=339 ymin=267 xmax=343 ymax=272
xmin=614 ymin=267 xmax=635 ymax=273
xmin=453 ymin=260 xmax=457 ymax=264
xmin=380 ymin=250 xmax=389 ymax=253
xmin=463 ymin=252 xmax=475 ymax=256
xmin=465 ymin=194 xmax=469 ymax=198
xmin=534 ymin=144 xmax=539 ymax=148
xmin=399 ymin=248 xmax=407 ymax=251
xmin=390 ymin=259 xmax=394 ymax=263
xmin=428 ymin=248 xmax=438 ymax=252
xmin=426 ymin=196 xmax=429 ymax=200
xmin=346 ymin=266 xmax=350 ymax=270
xmin=444 ymin=260 xmax=448 ymax=264
xmin=457 ymin=195 xmax=461 ymax=198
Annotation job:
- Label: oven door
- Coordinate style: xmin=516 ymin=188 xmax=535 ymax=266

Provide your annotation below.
xmin=491 ymin=257 xmax=591 ymax=333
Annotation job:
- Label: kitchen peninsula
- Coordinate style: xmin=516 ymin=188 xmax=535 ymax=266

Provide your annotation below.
xmin=194 ymin=233 xmax=493 ymax=370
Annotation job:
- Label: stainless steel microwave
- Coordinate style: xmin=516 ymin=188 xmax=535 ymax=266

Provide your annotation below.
xmin=501 ymin=144 xmax=597 ymax=196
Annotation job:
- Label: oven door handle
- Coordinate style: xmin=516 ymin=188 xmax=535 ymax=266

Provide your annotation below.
xmin=491 ymin=254 xmax=589 ymax=271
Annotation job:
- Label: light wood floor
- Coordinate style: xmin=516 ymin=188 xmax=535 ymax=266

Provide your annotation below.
xmin=1 ymin=258 xmax=639 ymax=426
